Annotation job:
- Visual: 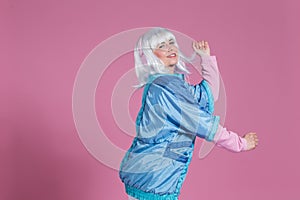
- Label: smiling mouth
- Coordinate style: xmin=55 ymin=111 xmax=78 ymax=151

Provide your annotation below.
xmin=167 ymin=53 xmax=177 ymax=58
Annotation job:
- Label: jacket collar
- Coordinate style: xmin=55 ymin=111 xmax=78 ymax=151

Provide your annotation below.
xmin=147 ymin=73 xmax=185 ymax=84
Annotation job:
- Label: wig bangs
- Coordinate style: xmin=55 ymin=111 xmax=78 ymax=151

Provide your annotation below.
xmin=148 ymin=30 xmax=176 ymax=50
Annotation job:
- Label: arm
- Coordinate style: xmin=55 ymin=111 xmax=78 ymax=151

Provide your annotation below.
xmin=192 ymin=41 xmax=258 ymax=152
xmin=193 ymin=40 xmax=220 ymax=102
xmin=147 ymin=76 xmax=259 ymax=150
xmin=150 ymin=76 xmax=220 ymax=142
xmin=213 ymin=124 xmax=248 ymax=152
xmin=213 ymin=124 xmax=259 ymax=152
xmin=200 ymin=56 xmax=220 ymax=102
xmin=185 ymin=79 xmax=215 ymax=114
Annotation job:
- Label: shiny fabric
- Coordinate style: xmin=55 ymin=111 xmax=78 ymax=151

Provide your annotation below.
xmin=119 ymin=73 xmax=220 ymax=200
xmin=128 ymin=195 xmax=138 ymax=200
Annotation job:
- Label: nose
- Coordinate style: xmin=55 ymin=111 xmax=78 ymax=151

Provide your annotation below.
xmin=166 ymin=44 xmax=173 ymax=52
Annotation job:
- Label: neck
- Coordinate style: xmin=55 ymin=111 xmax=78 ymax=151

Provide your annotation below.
xmin=167 ymin=65 xmax=175 ymax=74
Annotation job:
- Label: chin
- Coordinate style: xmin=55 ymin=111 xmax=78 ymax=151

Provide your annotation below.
xmin=169 ymin=61 xmax=178 ymax=66
xmin=167 ymin=64 xmax=176 ymax=68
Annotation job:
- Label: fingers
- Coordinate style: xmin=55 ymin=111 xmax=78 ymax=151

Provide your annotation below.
xmin=193 ymin=40 xmax=209 ymax=50
xmin=249 ymin=132 xmax=259 ymax=146
xmin=245 ymin=132 xmax=259 ymax=150
xmin=201 ymin=40 xmax=209 ymax=50
xmin=192 ymin=41 xmax=198 ymax=50
xmin=193 ymin=40 xmax=211 ymax=57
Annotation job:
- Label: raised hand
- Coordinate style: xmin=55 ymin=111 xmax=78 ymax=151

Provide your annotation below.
xmin=243 ymin=132 xmax=259 ymax=150
xmin=192 ymin=40 xmax=211 ymax=57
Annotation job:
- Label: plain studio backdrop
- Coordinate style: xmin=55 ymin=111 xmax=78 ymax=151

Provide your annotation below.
xmin=1 ymin=0 xmax=299 ymax=200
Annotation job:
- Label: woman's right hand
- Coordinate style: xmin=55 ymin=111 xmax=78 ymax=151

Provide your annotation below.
xmin=243 ymin=132 xmax=259 ymax=150
xmin=192 ymin=40 xmax=211 ymax=57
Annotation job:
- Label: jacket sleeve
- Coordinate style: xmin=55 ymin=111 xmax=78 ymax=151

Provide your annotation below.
xmin=149 ymin=76 xmax=220 ymax=142
xmin=185 ymin=79 xmax=215 ymax=114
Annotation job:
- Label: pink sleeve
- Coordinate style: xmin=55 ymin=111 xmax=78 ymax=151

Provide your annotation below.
xmin=200 ymin=55 xmax=220 ymax=102
xmin=213 ymin=124 xmax=248 ymax=152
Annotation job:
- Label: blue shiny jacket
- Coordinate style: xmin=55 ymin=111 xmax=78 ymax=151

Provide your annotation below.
xmin=119 ymin=73 xmax=220 ymax=200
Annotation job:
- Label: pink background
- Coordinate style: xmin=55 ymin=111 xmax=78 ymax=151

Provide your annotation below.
xmin=1 ymin=0 xmax=300 ymax=199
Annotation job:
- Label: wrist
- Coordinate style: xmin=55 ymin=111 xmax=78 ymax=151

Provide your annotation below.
xmin=241 ymin=137 xmax=248 ymax=151
xmin=200 ymin=55 xmax=216 ymax=64
xmin=199 ymin=53 xmax=210 ymax=57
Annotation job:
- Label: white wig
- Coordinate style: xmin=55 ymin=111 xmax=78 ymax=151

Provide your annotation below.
xmin=134 ymin=27 xmax=193 ymax=87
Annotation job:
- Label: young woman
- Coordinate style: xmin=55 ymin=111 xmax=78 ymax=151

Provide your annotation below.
xmin=119 ymin=27 xmax=258 ymax=200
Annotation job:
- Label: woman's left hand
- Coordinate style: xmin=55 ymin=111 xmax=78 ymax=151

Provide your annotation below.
xmin=193 ymin=40 xmax=210 ymax=57
xmin=243 ymin=132 xmax=259 ymax=151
